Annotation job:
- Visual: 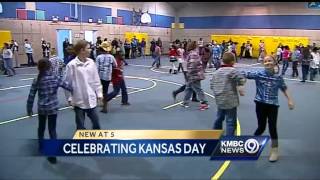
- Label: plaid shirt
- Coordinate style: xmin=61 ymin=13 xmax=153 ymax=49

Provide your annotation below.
xmin=96 ymin=54 xmax=117 ymax=81
xmin=49 ymin=55 xmax=65 ymax=78
xmin=245 ymin=70 xmax=287 ymax=106
xmin=210 ymin=66 xmax=246 ymax=109
xmin=27 ymin=71 xmax=72 ymax=115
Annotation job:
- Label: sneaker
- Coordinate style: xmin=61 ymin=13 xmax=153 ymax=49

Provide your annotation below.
xmin=199 ymin=103 xmax=209 ymax=111
xmin=121 ymin=102 xmax=131 ymax=106
xmin=47 ymin=157 xmax=57 ymax=164
xmin=192 ymin=99 xmax=200 ymax=102
xmin=269 ymin=147 xmax=278 ymax=162
xmin=181 ymin=103 xmax=189 ymax=108
xmin=172 ymin=92 xmax=177 ymax=103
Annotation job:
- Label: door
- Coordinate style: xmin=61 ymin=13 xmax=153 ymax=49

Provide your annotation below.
xmin=56 ymin=29 xmax=72 ymax=59
xmin=84 ymin=30 xmax=97 ymax=44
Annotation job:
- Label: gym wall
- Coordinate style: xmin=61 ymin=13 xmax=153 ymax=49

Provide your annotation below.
xmin=0 ymin=2 xmax=175 ymax=65
xmin=173 ymin=2 xmax=320 ymax=45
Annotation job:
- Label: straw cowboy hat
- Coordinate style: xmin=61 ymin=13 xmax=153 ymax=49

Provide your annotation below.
xmin=100 ymin=41 xmax=112 ymax=52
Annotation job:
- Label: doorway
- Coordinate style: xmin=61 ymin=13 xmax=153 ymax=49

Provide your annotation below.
xmin=56 ymin=29 xmax=72 ymax=59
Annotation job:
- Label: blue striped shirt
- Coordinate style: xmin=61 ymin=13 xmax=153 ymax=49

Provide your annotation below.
xmin=245 ymin=70 xmax=287 ymax=106
xmin=27 ymin=71 xmax=72 ymax=115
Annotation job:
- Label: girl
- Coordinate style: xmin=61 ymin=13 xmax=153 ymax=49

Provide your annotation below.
xmin=27 ymin=58 xmax=72 ymax=164
xmin=281 ymin=46 xmax=291 ymax=76
xmin=177 ymin=43 xmax=185 ymax=73
xmin=244 ymin=55 xmax=294 ymax=162
xmin=104 ymin=48 xmax=130 ymax=112
xmin=2 ymin=43 xmax=15 ymax=76
xmin=168 ymin=45 xmax=178 ymax=74
xmin=182 ymin=41 xmax=209 ymax=110
xmin=64 ymin=40 xmax=103 ymax=129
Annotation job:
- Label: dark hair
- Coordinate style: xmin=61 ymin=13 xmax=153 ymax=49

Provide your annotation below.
xmin=36 ymin=58 xmax=51 ymax=85
xmin=312 ymin=47 xmax=318 ymax=52
xmin=73 ymin=40 xmax=89 ymax=55
xmin=3 ymin=43 xmax=9 ymax=48
xmin=302 ymin=47 xmax=311 ymax=59
xmin=187 ymin=41 xmax=197 ymax=51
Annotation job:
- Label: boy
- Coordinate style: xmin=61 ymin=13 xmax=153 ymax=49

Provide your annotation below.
xmin=210 ymin=52 xmax=246 ymax=136
xmin=244 ymin=55 xmax=294 ymax=162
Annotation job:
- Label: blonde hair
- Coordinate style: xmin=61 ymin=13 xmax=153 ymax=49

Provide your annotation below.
xmin=222 ymin=52 xmax=235 ymax=64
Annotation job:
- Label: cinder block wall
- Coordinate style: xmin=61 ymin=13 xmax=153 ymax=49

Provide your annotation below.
xmin=173 ymin=2 xmax=320 ymax=45
xmin=0 ymin=20 xmax=172 ymax=65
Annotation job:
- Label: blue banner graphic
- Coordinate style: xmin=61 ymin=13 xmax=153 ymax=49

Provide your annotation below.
xmin=40 ymin=136 xmax=269 ymax=160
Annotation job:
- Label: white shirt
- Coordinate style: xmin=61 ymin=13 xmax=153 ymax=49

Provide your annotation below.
xmin=64 ymin=57 xmax=103 ymax=109
xmin=198 ymin=40 xmax=204 ymax=47
xmin=276 ymin=48 xmax=282 ymax=55
xmin=311 ymin=52 xmax=320 ymax=69
xmin=24 ymin=43 xmax=33 ymax=53
xmin=2 ymin=48 xmax=13 ymax=58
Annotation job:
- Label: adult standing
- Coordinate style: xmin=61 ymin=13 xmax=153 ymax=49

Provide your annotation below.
xmin=63 ymin=38 xmax=70 ymax=61
xmin=10 ymin=40 xmax=19 ymax=68
xmin=24 ymin=39 xmax=35 ymax=66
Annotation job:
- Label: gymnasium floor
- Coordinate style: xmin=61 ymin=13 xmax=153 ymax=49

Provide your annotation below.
xmin=0 ymin=56 xmax=319 ymax=180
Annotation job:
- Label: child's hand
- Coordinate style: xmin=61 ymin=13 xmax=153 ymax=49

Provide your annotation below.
xmin=237 ymin=86 xmax=245 ymax=96
xmin=288 ymin=100 xmax=294 ymax=110
xmin=97 ymin=97 xmax=103 ymax=107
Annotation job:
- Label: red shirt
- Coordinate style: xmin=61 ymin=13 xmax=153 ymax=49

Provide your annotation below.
xmin=111 ymin=57 xmax=123 ymax=85
xmin=169 ymin=48 xmax=177 ymax=57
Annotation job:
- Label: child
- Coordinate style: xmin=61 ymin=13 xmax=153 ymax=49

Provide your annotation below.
xmin=49 ymin=48 xmax=65 ymax=78
xmin=210 ymin=52 xmax=246 ymax=136
xmin=27 ymin=58 xmax=72 ymax=164
xmin=182 ymin=41 xmax=209 ymax=110
xmin=300 ymin=47 xmax=311 ymax=82
xmin=291 ymin=46 xmax=301 ymax=78
xmin=244 ymin=55 xmax=294 ymax=162
xmin=2 ymin=43 xmax=15 ymax=76
xmin=258 ymin=48 xmax=266 ymax=63
xmin=64 ymin=40 xmax=103 ymax=130
xmin=212 ymin=43 xmax=222 ymax=70
xmin=105 ymin=48 xmax=131 ymax=111
xmin=177 ymin=43 xmax=185 ymax=73
xmin=281 ymin=46 xmax=291 ymax=76
xmin=168 ymin=45 xmax=178 ymax=74
xmin=96 ymin=41 xmax=117 ymax=113
xmin=151 ymin=42 xmax=161 ymax=68
xmin=310 ymin=47 xmax=320 ymax=81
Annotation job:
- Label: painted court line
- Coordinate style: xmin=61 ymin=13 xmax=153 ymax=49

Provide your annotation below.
xmin=153 ymin=78 xmax=241 ymax=179
xmin=0 ymin=75 xmax=240 ymax=179
xmin=0 ymin=85 xmax=31 ymax=91
xmin=0 ymin=76 xmax=157 ymax=125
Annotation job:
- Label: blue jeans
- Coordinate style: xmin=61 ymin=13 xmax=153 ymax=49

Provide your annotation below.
xmin=74 ymin=107 xmax=100 ymax=130
xmin=26 ymin=53 xmax=34 ymax=66
xmin=281 ymin=60 xmax=289 ymax=75
xmin=301 ymin=65 xmax=309 ymax=81
xmin=106 ymin=79 xmax=128 ymax=104
xmin=152 ymin=55 xmax=160 ymax=68
xmin=310 ymin=68 xmax=318 ymax=81
xmin=3 ymin=58 xmax=14 ymax=76
xmin=213 ymin=107 xmax=237 ymax=136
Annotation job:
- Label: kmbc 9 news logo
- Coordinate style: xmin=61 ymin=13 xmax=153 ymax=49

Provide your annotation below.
xmin=210 ymin=136 xmax=269 ymax=160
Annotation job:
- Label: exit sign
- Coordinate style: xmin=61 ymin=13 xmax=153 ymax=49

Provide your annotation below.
xmin=308 ymin=2 xmax=320 ymax=8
